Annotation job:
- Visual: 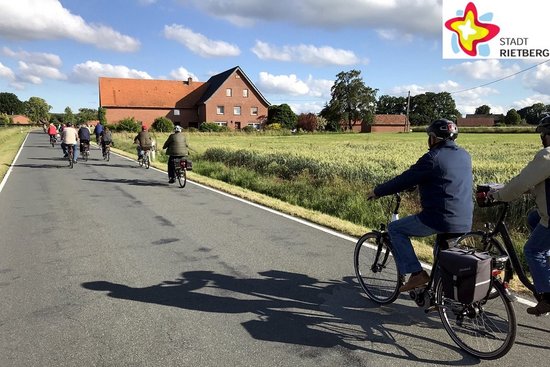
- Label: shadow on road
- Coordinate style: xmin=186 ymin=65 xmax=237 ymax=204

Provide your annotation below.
xmin=82 ymin=270 xmax=481 ymax=365
xmin=82 ymin=177 xmax=168 ymax=186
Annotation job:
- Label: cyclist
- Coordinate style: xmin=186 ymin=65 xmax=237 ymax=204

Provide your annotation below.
xmin=367 ymin=119 xmax=473 ymax=292
xmin=489 ymin=114 xmax=550 ymax=315
xmin=47 ymin=122 xmax=57 ymax=143
xmin=78 ymin=123 xmax=91 ymax=155
xmin=134 ymin=125 xmax=153 ymax=162
xmin=94 ymin=121 xmax=104 ymax=144
xmin=100 ymin=126 xmax=113 ymax=158
xmin=162 ymin=125 xmax=189 ymax=183
xmin=61 ymin=122 xmax=79 ymax=163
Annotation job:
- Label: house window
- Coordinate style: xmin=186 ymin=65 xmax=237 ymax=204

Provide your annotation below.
xmin=233 ymin=106 xmax=241 ymax=115
xmin=247 ymin=122 xmax=261 ymax=129
xmin=217 ymin=106 xmax=225 ymax=115
xmin=250 ymin=107 xmax=258 ymax=116
xmin=243 ymin=89 xmax=248 ymax=97
xmin=173 ymin=109 xmax=180 ymax=116
xmin=215 ymin=121 xmax=227 ymax=127
xmin=226 ymin=88 xmax=232 ymax=97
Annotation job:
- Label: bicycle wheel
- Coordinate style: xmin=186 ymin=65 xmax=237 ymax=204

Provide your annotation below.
xmin=83 ymin=150 xmax=88 ymax=162
xmin=68 ymin=149 xmax=74 ymax=169
xmin=145 ymin=154 xmax=150 ymax=169
xmin=354 ymin=232 xmax=401 ymax=304
xmin=106 ymin=147 xmax=110 ymax=162
xmin=437 ymin=277 xmax=516 ymax=359
xmin=456 ymin=233 xmax=513 ymax=285
xmin=177 ymin=168 xmax=187 ymax=188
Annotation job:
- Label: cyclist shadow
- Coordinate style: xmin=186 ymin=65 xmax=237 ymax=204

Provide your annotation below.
xmin=82 ymin=271 xmax=479 ymax=365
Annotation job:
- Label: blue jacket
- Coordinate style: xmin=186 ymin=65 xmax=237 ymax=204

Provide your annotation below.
xmin=374 ymin=140 xmax=473 ymax=233
xmin=78 ymin=127 xmax=90 ymax=141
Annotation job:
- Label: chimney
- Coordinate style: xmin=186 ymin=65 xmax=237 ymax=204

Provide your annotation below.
xmin=187 ymin=77 xmax=193 ymax=85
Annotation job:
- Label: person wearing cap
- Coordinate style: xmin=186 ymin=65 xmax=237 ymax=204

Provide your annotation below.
xmin=489 ymin=114 xmax=550 ymax=316
xmin=162 ymin=125 xmax=189 ymax=184
xmin=134 ymin=125 xmax=153 ymax=162
xmin=367 ymin=118 xmax=473 ymax=292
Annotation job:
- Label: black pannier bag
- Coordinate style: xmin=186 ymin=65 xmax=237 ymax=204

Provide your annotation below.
xmin=185 ymin=159 xmax=192 ymax=170
xmin=438 ymin=247 xmax=492 ymax=304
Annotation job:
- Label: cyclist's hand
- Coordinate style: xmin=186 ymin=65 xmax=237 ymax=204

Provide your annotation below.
xmin=367 ymin=191 xmax=378 ymax=201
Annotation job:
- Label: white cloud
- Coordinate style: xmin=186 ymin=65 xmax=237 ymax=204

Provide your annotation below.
xmin=17 ymin=61 xmax=67 ymax=84
xmin=512 ymin=94 xmax=550 ymax=109
xmin=251 ymin=41 xmax=360 ymax=66
xmin=522 ymin=63 xmax=550 ymax=96
xmin=446 ymin=60 xmax=521 ymax=80
xmin=164 ymin=24 xmax=240 ymax=57
xmin=376 ymin=29 xmax=414 ymax=42
xmin=70 ymin=61 xmax=152 ymax=83
xmin=182 ymin=0 xmax=440 ymax=37
xmin=169 ymin=67 xmax=199 ymax=81
xmin=288 ymin=102 xmax=326 ymax=115
xmin=2 ymin=47 xmax=62 ymax=67
xmin=0 ymin=62 xmax=15 ymax=80
xmin=0 ymin=0 xmax=140 ymax=52
xmin=258 ymin=72 xmax=310 ymax=96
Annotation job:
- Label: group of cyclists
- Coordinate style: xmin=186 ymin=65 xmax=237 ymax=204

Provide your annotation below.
xmin=369 ymin=116 xmax=550 ymax=316
xmin=45 ymin=121 xmax=188 ymax=184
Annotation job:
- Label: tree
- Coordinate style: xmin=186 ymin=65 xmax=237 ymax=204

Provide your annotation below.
xmin=267 ymin=104 xmax=297 ymax=129
xmin=98 ymin=107 xmax=107 ymax=125
xmin=518 ymin=102 xmax=547 ymax=125
xmin=64 ymin=107 xmax=75 ymax=124
xmin=152 ymin=116 xmax=174 ymax=132
xmin=376 ymin=95 xmax=407 ymax=115
xmin=297 ymin=113 xmax=319 ymax=132
xmin=319 ymin=102 xmax=341 ymax=131
xmin=504 ymin=109 xmax=521 ymax=125
xmin=475 ymin=105 xmax=491 ymax=115
xmin=77 ymin=108 xmax=97 ymax=124
xmin=328 ymin=70 xmax=378 ymax=130
xmin=0 ymin=92 xmax=24 ymax=115
xmin=24 ymin=97 xmax=51 ymax=124
xmin=408 ymin=92 xmax=460 ymax=126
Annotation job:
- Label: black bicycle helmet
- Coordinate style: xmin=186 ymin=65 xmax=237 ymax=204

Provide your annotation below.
xmin=426 ymin=118 xmax=458 ymax=140
xmin=535 ymin=113 xmax=550 ymax=134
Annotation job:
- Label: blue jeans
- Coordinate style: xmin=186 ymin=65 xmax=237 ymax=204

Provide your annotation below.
xmin=387 ymin=215 xmax=438 ymax=274
xmin=525 ymin=210 xmax=550 ymax=293
xmin=61 ymin=143 xmax=79 ymax=161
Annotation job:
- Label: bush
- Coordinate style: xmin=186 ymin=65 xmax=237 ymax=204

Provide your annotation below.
xmin=152 ymin=116 xmax=174 ymax=132
xmin=0 ymin=113 xmax=10 ymax=125
xmin=243 ymin=125 xmax=257 ymax=133
xmin=117 ymin=117 xmax=141 ymax=132
xmin=199 ymin=122 xmax=225 ymax=132
xmin=264 ymin=123 xmax=283 ymax=131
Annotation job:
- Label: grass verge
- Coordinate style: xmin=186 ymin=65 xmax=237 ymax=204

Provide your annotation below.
xmin=0 ymin=127 xmax=30 ymax=182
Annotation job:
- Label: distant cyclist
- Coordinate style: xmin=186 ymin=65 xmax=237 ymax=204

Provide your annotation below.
xmin=47 ymin=122 xmax=57 ymax=142
xmin=162 ymin=125 xmax=189 ymax=184
xmin=134 ymin=125 xmax=153 ymax=161
xmin=61 ymin=122 xmax=79 ymax=163
xmin=100 ymin=126 xmax=113 ymax=158
xmin=78 ymin=124 xmax=91 ymax=154
xmin=94 ymin=121 xmax=104 ymax=144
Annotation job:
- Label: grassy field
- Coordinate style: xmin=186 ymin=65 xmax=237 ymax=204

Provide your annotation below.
xmin=0 ymin=126 xmax=31 ymax=182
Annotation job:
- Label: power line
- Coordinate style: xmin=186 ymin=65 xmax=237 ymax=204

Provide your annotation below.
xmin=450 ymin=58 xmax=550 ymax=94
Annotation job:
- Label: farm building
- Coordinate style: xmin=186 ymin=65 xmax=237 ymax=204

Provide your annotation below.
xmin=347 ymin=114 xmax=408 ymax=133
xmin=98 ymin=66 xmax=270 ymax=130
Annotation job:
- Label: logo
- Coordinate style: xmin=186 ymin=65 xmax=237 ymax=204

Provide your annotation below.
xmin=444 ymin=2 xmax=500 ymax=57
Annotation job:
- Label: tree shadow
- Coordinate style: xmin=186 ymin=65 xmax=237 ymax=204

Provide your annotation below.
xmin=82 ymin=270 xmax=479 ymax=365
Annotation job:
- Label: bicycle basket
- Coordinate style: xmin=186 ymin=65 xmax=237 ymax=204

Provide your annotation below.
xmin=476 ymin=183 xmax=504 ymax=207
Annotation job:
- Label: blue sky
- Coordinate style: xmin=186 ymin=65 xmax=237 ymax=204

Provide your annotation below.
xmin=0 ymin=0 xmax=549 ymax=115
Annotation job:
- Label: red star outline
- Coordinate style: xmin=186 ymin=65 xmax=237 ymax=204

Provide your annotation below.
xmin=444 ymin=2 xmax=500 ymax=57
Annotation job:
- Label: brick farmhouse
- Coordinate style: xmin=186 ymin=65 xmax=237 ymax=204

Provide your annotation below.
xmin=99 ymin=66 xmax=270 ymax=130
xmin=346 ymin=114 xmax=408 ymax=133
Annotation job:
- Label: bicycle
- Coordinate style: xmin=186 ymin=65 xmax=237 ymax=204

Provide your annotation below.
xmin=103 ymin=142 xmax=111 ymax=162
xmin=354 ymin=192 xmax=516 ymax=359
xmin=80 ymin=141 xmax=90 ymax=162
xmin=138 ymin=149 xmax=150 ymax=169
xmin=456 ymin=184 xmax=539 ymax=302
xmin=66 ymin=144 xmax=74 ymax=169
xmin=49 ymin=134 xmax=56 ymax=147
xmin=173 ymin=157 xmax=187 ymax=188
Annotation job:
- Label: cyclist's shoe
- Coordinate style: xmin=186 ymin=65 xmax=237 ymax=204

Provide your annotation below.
xmin=168 ymin=178 xmax=175 ymax=184
xmin=527 ymin=300 xmax=550 ymax=316
xmin=399 ymin=270 xmax=429 ymax=292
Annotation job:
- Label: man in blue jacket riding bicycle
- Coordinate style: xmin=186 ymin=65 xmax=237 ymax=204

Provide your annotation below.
xmin=367 ymin=119 xmax=474 ymax=292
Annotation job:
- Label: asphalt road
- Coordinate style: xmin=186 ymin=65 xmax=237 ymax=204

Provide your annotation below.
xmin=1 ymin=131 xmax=549 ymax=367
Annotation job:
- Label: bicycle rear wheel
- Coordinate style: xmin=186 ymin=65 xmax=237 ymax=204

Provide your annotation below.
xmin=177 ymin=168 xmax=186 ymax=188
xmin=68 ymin=149 xmax=74 ymax=168
xmin=106 ymin=147 xmax=110 ymax=161
xmin=354 ymin=232 xmax=401 ymax=304
xmin=145 ymin=154 xmax=150 ymax=169
xmin=437 ymin=278 xmax=516 ymax=359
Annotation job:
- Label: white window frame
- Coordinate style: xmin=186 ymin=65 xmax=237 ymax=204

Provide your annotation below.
xmin=233 ymin=106 xmax=241 ymax=115
xmin=173 ymin=109 xmax=180 ymax=116
xmin=215 ymin=121 xmax=227 ymax=127
xmin=247 ymin=122 xmax=261 ymax=129
xmin=250 ymin=107 xmax=258 ymax=116
xmin=216 ymin=106 xmax=225 ymax=115
xmin=226 ymin=88 xmax=232 ymax=97
xmin=243 ymin=89 xmax=248 ymax=98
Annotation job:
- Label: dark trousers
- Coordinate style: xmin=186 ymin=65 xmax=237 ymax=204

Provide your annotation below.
xmin=168 ymin=156 xmax=184 ymax=179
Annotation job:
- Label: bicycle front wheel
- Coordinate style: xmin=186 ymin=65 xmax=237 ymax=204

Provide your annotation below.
xmin=437 ymin=278 xmax=516 ymax=360
xmin=145 ymin=154 xmax=150 ymax=169
xmin=354 ymin=232 xmax=401 ymax=304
